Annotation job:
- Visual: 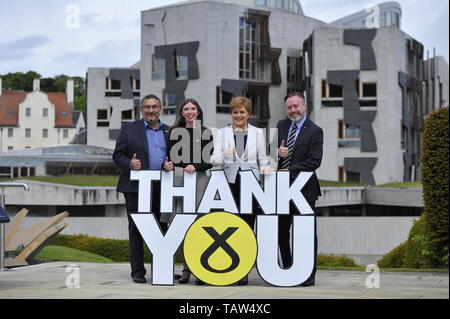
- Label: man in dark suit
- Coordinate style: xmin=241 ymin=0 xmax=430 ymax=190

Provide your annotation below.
xmin=113 ymin=94 xmax=170 ymax=284
xmin=276 ymin=92 xmax=323 ymax=287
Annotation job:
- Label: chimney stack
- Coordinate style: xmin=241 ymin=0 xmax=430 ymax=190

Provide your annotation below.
xmin=33 ymin=78 xmax=40 ymax=91
xmin=66 ymin=79 xmax=74 ymax=106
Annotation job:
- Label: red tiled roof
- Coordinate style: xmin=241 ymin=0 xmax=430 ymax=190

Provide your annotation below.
xmin=47 ymin=92 xmax=74 ymax=127
xmin=0 ymin=91 xmax=27 ymax=127
xmin=0 ymin=91 xmax=74 ymax=128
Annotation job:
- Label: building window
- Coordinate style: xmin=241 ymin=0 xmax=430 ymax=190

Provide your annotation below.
xmin=97 ymin=109 xmax=109 ymax=127
xmin=152 ymin=55 xmax=166 ymax=80
xmin=7 ymin=146 xmax=13 ymax=151
xmin=25 ymin=128 xmax=31 ymax=138
xmin=63 ymin=129 xmax=68 ymax=139
xmin=362 ymin=83 xmax=377 ymax=97
xmin=338 ymin=166 xmax=345 ymax=182
xmin=111 ymin=79 xmax=121 ymax=90
xmin=61 ymin=111 xmax=67 ymax=117
xmin=287 ymin=56 xmax=302 ymax=84
xmin=338 ymin=120 xmax=361 ymax=148
xmin=239 ymin=16 xmax=268 ymax=81
xmin=7 ymin=109 xmax=13 ymax=116
xmin=26 ymin=108 xmax=31 ymax=117
xmin=346 ymin=171 xmax=361 ymax=183
xmin=8 ymin=128 xmax=13 ymax=137
xmin=401 ymin=123 xmax=406 ymax=149
xmin=43 ymin=108 xmax=48 ymax=117
xmin=176 ymin=56 xmax=188 ymax=79
xmin=323 ymin=80 xmax=377 ymax=108
xmin=321 ymin=80 xmax=327 ymax=98
xmin=121 ymin=110 xmax=134 ymax=123
xmin=43 ymin=129 xmax=48 ymax=138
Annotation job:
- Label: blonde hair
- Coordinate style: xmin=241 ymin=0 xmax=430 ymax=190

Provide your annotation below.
xmin=230 ymin=96 xmax=252 ymax=114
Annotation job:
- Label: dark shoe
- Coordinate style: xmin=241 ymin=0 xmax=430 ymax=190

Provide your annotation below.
xmin=132 ymin=276 xmax=147 ymax=284
xmin=299 ymin=278 xmax=315 ymax=287
xmin=174 ymin=274 xmax=182 ymax=280
xmin=195 ymin=278 xmax=205 ymax=286
xmin=237 ymin=275 xmax=248 ymax=286
xmin=178 ymin=270 xmax=191 ymax=284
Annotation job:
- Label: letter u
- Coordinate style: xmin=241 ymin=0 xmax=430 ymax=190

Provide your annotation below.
xmin=256 ymin=215 xmax=315 ymax=287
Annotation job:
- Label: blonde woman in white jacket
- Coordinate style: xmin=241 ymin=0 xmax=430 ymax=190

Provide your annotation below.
xmin=210 ymin=96 xmax=272 ymax=285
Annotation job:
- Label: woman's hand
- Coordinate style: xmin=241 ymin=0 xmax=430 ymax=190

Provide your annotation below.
xmin=225 ymin=142 xmax=235 ymax=160
xmin=163 ymin=157 xmax=174 ymax=171
xmin=184 ymin=165 xmax=196 ymax=174
xmin=260 ymin=166 xmax=274 ymax=175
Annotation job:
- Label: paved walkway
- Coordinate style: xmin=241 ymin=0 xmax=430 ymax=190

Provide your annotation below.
xmin=0 ymin=262 xmax=448 ymax=299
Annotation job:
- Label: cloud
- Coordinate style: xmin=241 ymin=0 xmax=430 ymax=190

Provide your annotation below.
xmin=0 ymin=35 xmax=52 ymax=60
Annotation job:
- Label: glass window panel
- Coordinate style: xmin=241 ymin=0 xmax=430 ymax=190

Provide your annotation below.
xmin=345 ymin=125 xmax=360 ymax=138
xmin=329 ymin=84 xmax=343 ymax=98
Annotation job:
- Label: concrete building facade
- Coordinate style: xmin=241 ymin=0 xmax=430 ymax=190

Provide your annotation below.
xmin=86 ymin=67 xmax=140 ymax=149
xmin=86 ymin=0 xmax=448 ymax=185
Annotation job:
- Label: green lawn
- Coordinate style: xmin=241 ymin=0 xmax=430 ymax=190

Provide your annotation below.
xmin=34 ymin=245 xmax=114 ymax=263
xmin=319 ymin=180 xmax=365 ymax=187
xmin=372 ymin=182 xmax=423 ymax=188
xmin=1 ymin=175 xmax=119 ymax=186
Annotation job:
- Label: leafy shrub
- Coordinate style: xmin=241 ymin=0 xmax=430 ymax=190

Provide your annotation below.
xmin=317 ymin=254 xmax=359 ymax=267
xmin=48 ymin=234 xmax=163 ymax=263
xmin=421 ymin=107 xmax=449 ymax=267
xmin=377 ymin=242 xmax=406 ymax=269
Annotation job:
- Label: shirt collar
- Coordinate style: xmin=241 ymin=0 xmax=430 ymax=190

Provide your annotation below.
xmin=144 ymin=119 xmax=163 ymax=131
xmin=292 ymin=116 xmax=307 ymax=129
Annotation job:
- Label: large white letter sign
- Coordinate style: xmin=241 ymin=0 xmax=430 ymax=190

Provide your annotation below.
xmin=130 ymin=170 xmax=161 ymax=213
xmin=132 ymin=214 xmax=197 ymax=285
xmin=256 ymin=215 xmax=315 ymax=287
xmin=197 ymin=170 xmax=238 ymax=214
xmin=239 ymin=171 xmax=276 ymax=214
xmin=276 ymin=171 xmax=314 ymax=215
xmin=160 ymin=171 xmax=197 ymax=214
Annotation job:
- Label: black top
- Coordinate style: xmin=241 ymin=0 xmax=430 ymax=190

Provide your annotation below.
xmin=233 ymin=131 xmax=248 ymax=158
xmin=166 ymin=127 xmax=213 ymax=171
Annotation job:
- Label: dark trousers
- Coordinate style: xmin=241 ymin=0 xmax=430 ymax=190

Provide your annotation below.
xmin=229 ymin=173 xmax=256 ymax=230
xmin=123 ymin=182 xmax=167 ymax=278
xmin=278 ymin=201 xmax=317 ymax=281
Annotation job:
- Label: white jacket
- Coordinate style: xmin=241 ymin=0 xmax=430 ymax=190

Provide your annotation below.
xmin=210 ymin=124 xmax=270 ymax=183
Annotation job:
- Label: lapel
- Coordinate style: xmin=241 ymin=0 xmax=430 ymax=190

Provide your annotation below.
xmin=293 ymin=117 xmax=310 ymax=152
xmin=137 ymin=119 xmax=150 ymax=157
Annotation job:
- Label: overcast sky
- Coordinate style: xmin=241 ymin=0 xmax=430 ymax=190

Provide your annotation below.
xmin=0 ymin=0 xmax=448 ymax=78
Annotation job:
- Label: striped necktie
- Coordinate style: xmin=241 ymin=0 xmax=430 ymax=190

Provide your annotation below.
xmin=281 ymin=123 xmax=298 ymax=169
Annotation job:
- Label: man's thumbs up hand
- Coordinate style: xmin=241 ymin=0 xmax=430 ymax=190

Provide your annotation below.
xmin=164 ymin=157 xmax=174 ymax=171
xmin=131 ymin=153 xmax=141 ymax=170
xmin=278 ymin=139 xmax=289 ymax=158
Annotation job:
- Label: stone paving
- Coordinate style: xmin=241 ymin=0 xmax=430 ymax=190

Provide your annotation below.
xmin=0 ymin=262 xmax=448 ymax=299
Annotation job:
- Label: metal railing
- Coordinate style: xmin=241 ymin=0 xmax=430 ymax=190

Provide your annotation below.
xmin=0 ymin=183 xmax=29 ymax=272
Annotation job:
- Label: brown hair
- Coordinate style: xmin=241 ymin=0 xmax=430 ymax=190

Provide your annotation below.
xmin=230 ymin=96 xmax=252 ymax=114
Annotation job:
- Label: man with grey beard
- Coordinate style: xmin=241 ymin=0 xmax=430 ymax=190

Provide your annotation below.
xmin=276 ymin=92 xmax=323 ymax=287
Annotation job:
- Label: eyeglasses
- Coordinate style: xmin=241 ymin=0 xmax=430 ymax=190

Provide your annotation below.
xmin=142 ymin=105 xmax=161 ymax=110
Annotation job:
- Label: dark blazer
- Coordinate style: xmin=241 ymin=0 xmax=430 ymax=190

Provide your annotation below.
xmin=113 ymin=119 xmax=170 ymax=193
xmin=276 ymin=117 xmax=323 ymax=203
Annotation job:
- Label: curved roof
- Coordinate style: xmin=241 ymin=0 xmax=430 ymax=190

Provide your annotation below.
xmin=186 ymin=0 xmax=304 ymax=15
